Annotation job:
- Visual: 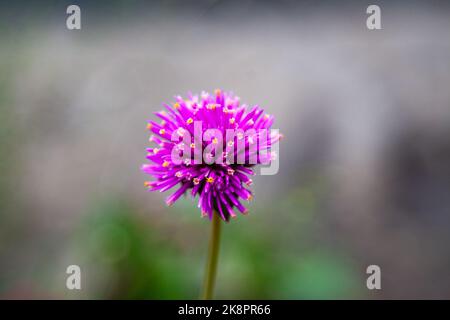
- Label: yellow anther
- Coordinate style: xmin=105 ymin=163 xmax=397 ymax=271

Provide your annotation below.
xmin=264 ymin=114 xmax=270 ymax=120
xmin=162 ymin=161 xmax=170 ymax=167
xmin=174 ymin=102 xmax=181 ymax=109
xmin=227 ymin=140 xmax=234 ymax=147
xmin=212 ymin=137 xmax=218 ymax=144
xmin=153 ymin=148 xmax=159 ymax=154
xmin=186 ymin=118 xmax=194 ymax=124
xmin=237 ymin=132 xmax=244 ymax=140
xmin=248 ymin=195 xmax=253 ymax=201
xmin=190 ymin=143 xmax=196 ymax=149
xmin=214 ymin=89 xmax=221 ymax=96
xmin=146 ymin=123 xmax=153 ymax=130
xmin=229 ymin=117 xmax=235 ymax=124
xmin=206 ymin=177 xmax=214 ymax=183
xmin=207 ymin=103 xmax=217 ymax=110
xmin=144 ymin=181 xmax=151 ymax=187
xmin=159 ymin=129 xmax=166 ymax=135
xmin=175 ymin=171 xmax=183 ymax=178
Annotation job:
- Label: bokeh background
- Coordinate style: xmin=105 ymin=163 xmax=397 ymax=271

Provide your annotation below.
xmin=1 ymin=0 xmax=450 ymax=299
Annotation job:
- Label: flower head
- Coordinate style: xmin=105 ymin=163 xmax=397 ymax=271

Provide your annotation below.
xmin=142 ymin=90 xmax=282 ymax=221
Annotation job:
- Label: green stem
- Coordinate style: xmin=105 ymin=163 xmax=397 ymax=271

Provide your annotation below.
xmin=201 ymin=212 xmax=222 ymax=300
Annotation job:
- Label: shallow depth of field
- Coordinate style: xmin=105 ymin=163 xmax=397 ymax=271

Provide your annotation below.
xmin=1 ymin=1 xmax=450 ymax=299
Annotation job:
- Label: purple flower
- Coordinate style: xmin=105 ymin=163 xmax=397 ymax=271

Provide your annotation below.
xmin=142 ymin=90 xmax=282 ymax=221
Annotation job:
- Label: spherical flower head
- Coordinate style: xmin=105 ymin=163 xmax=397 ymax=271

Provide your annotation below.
xmin=142 ymin=90 xmax=282 ymax=221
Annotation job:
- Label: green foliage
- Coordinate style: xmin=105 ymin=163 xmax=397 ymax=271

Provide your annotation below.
xmin=74 ymin=191 xmax=360 ymax=299
xmin=77 ymin=198 xmax=198 ymax=299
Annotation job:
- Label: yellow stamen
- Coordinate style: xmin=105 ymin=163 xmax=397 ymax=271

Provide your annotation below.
xmin=159 ymin=129 xmax=166 ymax=135
xmin=190 ymin=143 xmax=196 ymax=149
xmin=153 ymin=148 xmax=159 ymax=154
xmin=229 ymin=117 xmax=235 ymax=124
xmin=206 ymin=177 xmax=214 ymax=183
xmin=146 ymin=123 xmax=152 ymax=130
xmin=175 ymin=171 xmax=183 ymax=178
xmin=264 ymin=114 xmax=270 ymax=120
xmin=227 ymin=140 xmax=234 ymax=147
xmin=212 ymin=137 xmax=218 ymax=144
xmin=144 ymin=181 xmax=151 ymax=187
xmin=162 ymin=161 xmax=170 ymax=167
xmin=174 ymin=102 xmax=181 ymax=109
xmin=186 ymin=118 xmax=193 ymax=124
xmin=214 ymin=89 xmax=221 ymax=96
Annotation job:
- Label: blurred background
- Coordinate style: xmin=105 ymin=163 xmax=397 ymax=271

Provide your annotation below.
xmin=1 ymin=0 xmax=450 ymax=299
